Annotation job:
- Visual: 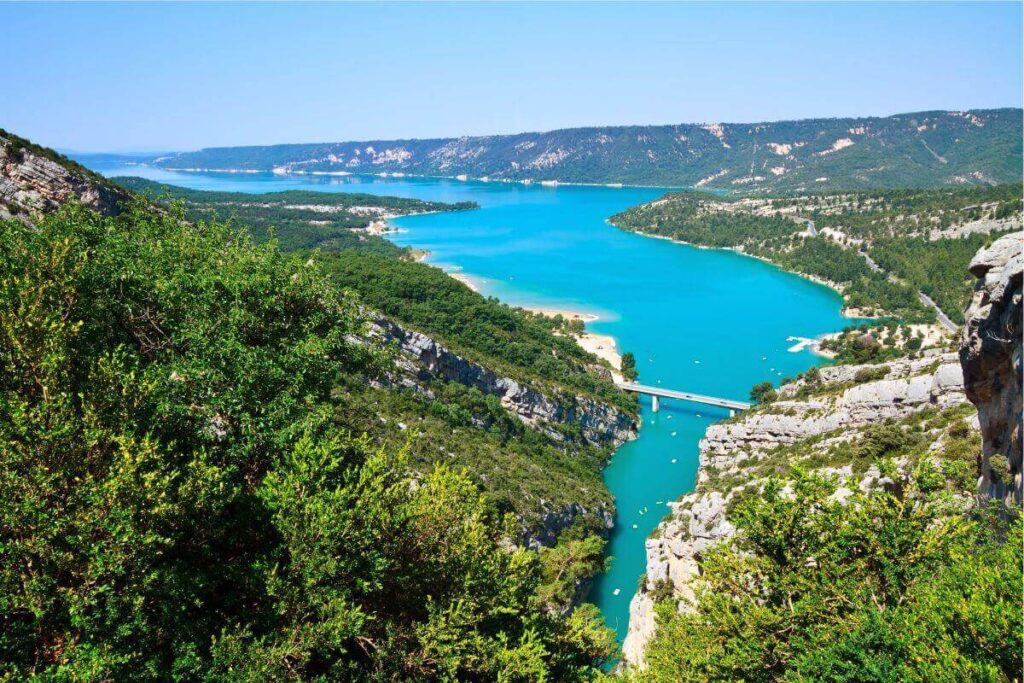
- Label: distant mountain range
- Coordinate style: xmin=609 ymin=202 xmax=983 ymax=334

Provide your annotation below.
xmin=151 ymin=108 xmax=1023 ymax=192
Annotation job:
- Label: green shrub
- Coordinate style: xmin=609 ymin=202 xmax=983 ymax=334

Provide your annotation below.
xmin=0 ymin=202 xmax=615 ymax=681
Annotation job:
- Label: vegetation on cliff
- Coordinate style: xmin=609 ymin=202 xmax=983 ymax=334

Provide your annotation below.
xmin=111 ymin=177 xmax=631 ymax=533
xmin=629 ymin=386 xmax=1022 ymax=682
xmin=637 ymin=472 xmax=1021 ymax=682
xmin=0 ymin=202 xmax=617 ymax=680
xmin=116 ymin=176 xmax=477 ymax=254
xmin=317 ymin=251 xmax=633 ymax=415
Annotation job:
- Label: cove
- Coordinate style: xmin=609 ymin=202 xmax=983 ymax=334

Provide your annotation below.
xmin=84 ymin=161 xmax=853 ymax=644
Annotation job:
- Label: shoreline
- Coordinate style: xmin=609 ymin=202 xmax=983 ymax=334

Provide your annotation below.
xmin=425 ymin=257 xmax=624 ymax=379
xmin=519 ymin=305 xmax=625 ymax=383
xmin=154 ymin=165 xmax=689 ymax=191
xmin=616 ymin=224 xmax=874 ymax=321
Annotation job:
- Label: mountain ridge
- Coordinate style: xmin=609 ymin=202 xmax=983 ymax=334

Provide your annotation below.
xmin=152 ymin=108 xmax=1023 ymax=193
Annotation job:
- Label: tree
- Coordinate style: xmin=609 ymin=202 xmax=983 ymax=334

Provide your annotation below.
xmin=621 ymin=351 xmax=639 ymax=381
xmin=749 ymin=381 xmax=777 ymax=405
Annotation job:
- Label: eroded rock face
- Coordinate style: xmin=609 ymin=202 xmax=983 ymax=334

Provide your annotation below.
xmin=370 ymin=314 xmax=638 ymax=449
xmin=621 ymin=356 xmax=969 ymax=668
xmin=960 ymin=232 xmax=1023 ymax=508
xmin=365 ymin=314 xmax=635 ymax=548
xmin=0 ymin=133 xmax=131 ymax=221
xmin=700 ymin=354 xmax=965 ymax=465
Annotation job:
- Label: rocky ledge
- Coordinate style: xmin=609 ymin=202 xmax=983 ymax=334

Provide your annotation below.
xmin=371 ymin=314 xmax=637 ymax=449
xmin=622 ymin=353 xmax=968 ymax=667
xmin=960 ymin=231 xmax=1022 ymax=508
xmin=0 ymin=132 xmax=132 ymax=221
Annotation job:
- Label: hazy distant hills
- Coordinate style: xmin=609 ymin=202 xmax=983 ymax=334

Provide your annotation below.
xmin=153 ymin=108 xmax=1023 ymax=192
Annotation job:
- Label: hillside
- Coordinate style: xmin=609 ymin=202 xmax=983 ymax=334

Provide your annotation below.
xmin=152 ymin=109 xmax=1023 ymax=192
xmin=117 ymin=176 xmax=477 ymax=254
xmin=611 ymin=184 xmax=1022 ymax=325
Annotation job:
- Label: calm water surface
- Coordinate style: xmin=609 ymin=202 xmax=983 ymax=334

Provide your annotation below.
xmin=86 ymin=161 xmax=850 ymax=644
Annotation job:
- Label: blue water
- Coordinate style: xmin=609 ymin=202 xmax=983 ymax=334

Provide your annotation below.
xmin=84 ymin=161 xmax=850 ymax=644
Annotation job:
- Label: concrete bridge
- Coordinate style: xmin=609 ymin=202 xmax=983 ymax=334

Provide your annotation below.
xmin=616 ymin=382 xmax=751 ymax=416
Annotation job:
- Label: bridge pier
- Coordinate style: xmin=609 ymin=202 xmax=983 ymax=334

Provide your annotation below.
xmin=651 ymin=395 xmax=660 ymax=413
xmin=729 ymin=408 xmax=735 ymax=418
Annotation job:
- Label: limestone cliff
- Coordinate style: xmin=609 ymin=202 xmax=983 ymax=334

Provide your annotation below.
xmin=960 ymin=232 xmax=1023 ymax=508
xmin=366 ymin=314 xmax=634 ymax=548
xmin=622 ymin=353 xmax=969 ymax=667
xmin=371 ymin=314 xmax=637 ymax=450
xmin=0 ymin=130 xmax=132 ymax=221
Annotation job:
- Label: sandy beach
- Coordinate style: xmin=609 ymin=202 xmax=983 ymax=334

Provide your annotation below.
xmin=450 ymin=273 xmax=481 ymax=292
xmin=576 ymin=331 xmax=625 ymax=382
xmin=524 ymin=306 xmax=599 ymax=323
xmin=521 ymin=305 xmax=624 ymax=381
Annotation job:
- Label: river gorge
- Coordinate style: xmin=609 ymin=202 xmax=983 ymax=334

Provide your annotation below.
xmin=84 ymin=162 xmax=855 ymax=644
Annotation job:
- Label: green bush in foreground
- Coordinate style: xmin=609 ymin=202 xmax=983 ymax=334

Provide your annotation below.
xmin=633 ymin=468 xmax=1022 ymax=683
xmin=0 ymin=203 xmax=614 ymax=681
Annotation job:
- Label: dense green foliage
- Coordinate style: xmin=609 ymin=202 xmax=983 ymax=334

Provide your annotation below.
xmin=870 ymin=233 xmax=1009 ymax=324
xmin=0 ymin=203 xmax=615 ymax=680
xmin=757 ymin=238 xmax=927 ymax=321
xmin=117 ymin=176 xmax=475 ymax=254
xmin=329 ymin=377 xmax=614 ymax=532
xmin=317 ymin=251 xmax=634 ymax=415
xmin=152 ymin=109 xmax=1023 ymax=191
xmin=635 ymin=469 xmax=1021 ymax=682
xmin=620 ymin=352 xmax=638 ymax=381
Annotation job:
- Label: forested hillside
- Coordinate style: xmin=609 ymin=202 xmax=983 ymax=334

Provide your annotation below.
xmin=0 ymin=200 xmax=625 ymax=681
xmin=117 ymin=176 xmax=476 ymax=254
xmin=152 ymin=109 xmax=1022 ymax=192
xmin=0 ymin=133 xmax=641 ymax=679
xmin=611 ymin=184 xmax=1022 ymax=324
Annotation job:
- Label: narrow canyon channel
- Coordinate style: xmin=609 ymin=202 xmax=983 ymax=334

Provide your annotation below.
xmin=85 ymin=163 xmax=852 ymax=644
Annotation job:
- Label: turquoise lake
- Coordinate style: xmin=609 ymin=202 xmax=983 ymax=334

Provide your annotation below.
xmin=84 ymin=161 xmax=852 ymax=644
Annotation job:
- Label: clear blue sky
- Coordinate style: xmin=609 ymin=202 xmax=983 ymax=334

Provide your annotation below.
xmin=2 ymin=1 xmax=1020 ymax=152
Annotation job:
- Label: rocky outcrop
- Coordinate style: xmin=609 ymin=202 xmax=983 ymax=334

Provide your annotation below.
xmin=701 ymin=353 xmax=964 ymax=465
xmin=528 ymin=499 xmax=614 ymax=550
xmin=365 ymin=313 xmax=633 ymax=549
xmin=622 ymin=355 xmax=969 ymax=667
xmin=0 ymin=132 xmax=132 ymax=221
xmin=960 ymin=232 xmax=1023 ymax=508
xmin=371 ymin=314 xmax=637 ymax=449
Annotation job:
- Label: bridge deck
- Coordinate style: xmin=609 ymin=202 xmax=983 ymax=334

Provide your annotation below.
xmin=616 ymin=382 xmax=751 ymax=411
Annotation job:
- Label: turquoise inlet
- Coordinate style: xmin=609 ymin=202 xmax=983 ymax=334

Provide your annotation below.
xmin=85 ymin=162 xmax=853 ymax=644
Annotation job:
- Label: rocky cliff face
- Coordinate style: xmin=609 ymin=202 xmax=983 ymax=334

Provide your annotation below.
xmin=368 ymin=314 xmax=635 ymax=549
xmin=960 ymin=232 xmax=1023 ymax=509
xmin=0 ymin=132 xmax=131 ymax=221
xmin=622 ymin=353 xmax=968 ymax=667
xmin=371 ymin=314 xmax=637 ymax=450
